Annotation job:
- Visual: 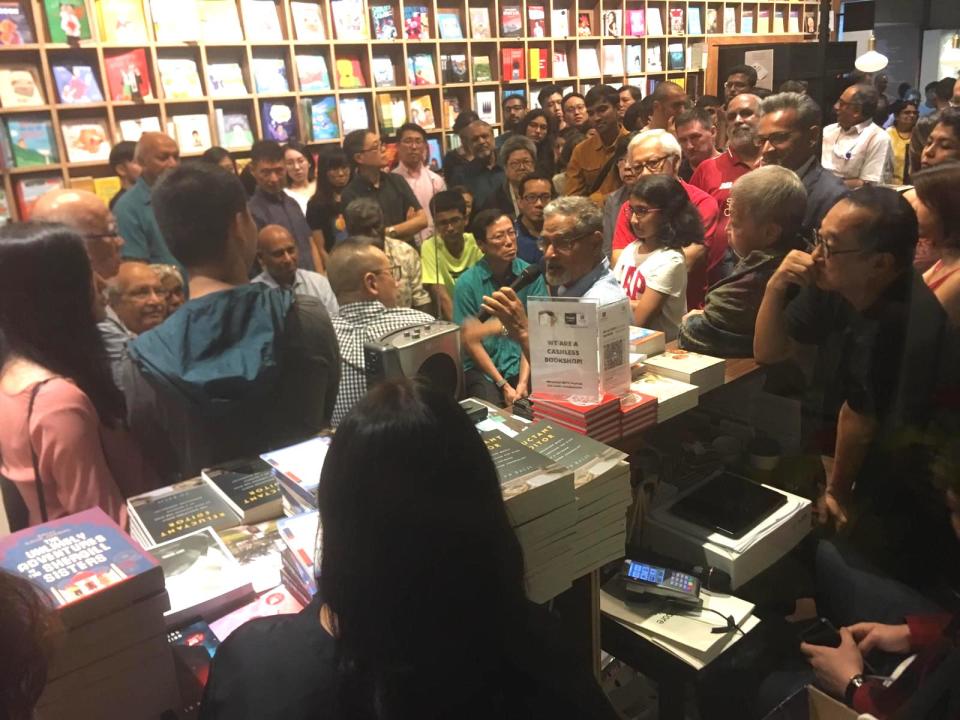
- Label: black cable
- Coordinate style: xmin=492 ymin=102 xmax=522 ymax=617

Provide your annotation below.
xmin=661 ymin=598 xmax=746 ymax=636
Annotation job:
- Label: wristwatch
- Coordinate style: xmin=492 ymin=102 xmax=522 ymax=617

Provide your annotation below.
xmin=495 ymin=378 xmax=508 ymax=390
xmin=844 ymin=674 xmax=865 ymax=705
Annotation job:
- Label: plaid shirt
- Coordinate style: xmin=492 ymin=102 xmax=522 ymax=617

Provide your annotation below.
xmin=331 ymin=301 xmax=434 ymax=426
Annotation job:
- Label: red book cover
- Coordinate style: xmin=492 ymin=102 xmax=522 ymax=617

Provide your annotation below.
xmin=501 ymin=47 xmax=524 ymax=81
xmin=531 ymin=392 xmax=621 ymax=420
xmin=103 ymin=48 xmax=153 ymax=101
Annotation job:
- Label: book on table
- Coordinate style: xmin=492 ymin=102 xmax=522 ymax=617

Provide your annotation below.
xmin=202 ymin=457 xmax=281 ymax=525
xmin=277 ymin=510 xmax=320 ymax=601
xmin=642 ymin=349 xmax=725 ymax=392
xmin=629 ymin=372 xmax=698 ymax=423
xmin=167 ymin=618 xmax=219 ymax=716
xmin=261 ymin=436 xmax=332 ymax=511
xmin=127 ymin=476 xmax=242 ymax=548
xmin=217 ymin=519 xmax=284 ymax=592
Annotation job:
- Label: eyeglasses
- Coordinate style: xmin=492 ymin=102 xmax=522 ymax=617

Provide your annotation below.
xmin=522 ymin=193 xmax=552 ymax=204
xmin=813 ymin=229 xmax=861 ymax=259
xmin=565 ymin=103 xmax=587 ymax=114
xmin=507 ymin=158 xmax=535 ymax=171
xmin=363 ymin=142 xmax=386 ymax=153
xmin=756 ymin=130 xmax=798 ymax=146
xmin=537 ymin=230 xmax=592 ymax=252
xmin=375 ymin=264 xmax=402 ymax=281
xmin=629 ymin=155 xmax=671 ymax=173
xmin=630 ymin=206 xmax=661 ymax=217
xmin=486 ymin=228 xmax=517 ymax=244
xmin=128 ymin=287 xmax=167 ymax=300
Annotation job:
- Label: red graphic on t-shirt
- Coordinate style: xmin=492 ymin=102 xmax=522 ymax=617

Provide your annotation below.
xmin=619 ymin=265 xmax=647 ymax=299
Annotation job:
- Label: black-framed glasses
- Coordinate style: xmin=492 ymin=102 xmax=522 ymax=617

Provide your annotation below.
xmin=813 ymin=229 xmax=861 ymax=259
xmin=537 ymin=230 xmax=592 ymax=252
xmin=630 ymin=206 xmax=661 ymax=217
xmin=629 ymin=155 xmax=671 ymax=173
xmin=756 ymin=130 xmax=799 ymax=146
xmin=522 ymin=193 xmax=552 ymax=204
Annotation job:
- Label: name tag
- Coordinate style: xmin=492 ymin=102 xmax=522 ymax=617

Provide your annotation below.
xmin=719 ymin=181 xmax=734 ymax=190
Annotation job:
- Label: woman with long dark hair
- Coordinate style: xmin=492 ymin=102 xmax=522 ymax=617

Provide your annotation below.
xmin=200 ymin=379 xmax=619 ymax=720
xmin=283 ymin=141 xmax=317 ymax=215
xmin=913 ymin=163 xmax=960 ymax=325
xmin=306 ymin=147 xmax=352 ymax=255
xmin=518 ymin=108 xmax=558 ymax=177
xmin=613 ymin=175 xmax=703 ymax=338
xmin=0 ymin=224 xmax=150 ymax=529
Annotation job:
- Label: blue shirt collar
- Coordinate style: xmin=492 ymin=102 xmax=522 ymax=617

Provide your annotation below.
xmin=556 ymin=257 xmax=612 ymax=298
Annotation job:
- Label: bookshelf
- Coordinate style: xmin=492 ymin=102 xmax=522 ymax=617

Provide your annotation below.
xmin=0 ymin=0 xmax=827 ymax=220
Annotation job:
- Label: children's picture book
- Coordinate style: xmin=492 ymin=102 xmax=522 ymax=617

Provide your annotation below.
xmin=149 ymin=0 xmax=200 ymax=42
xmin=6 ymin=117 xmax=58 ymax=166
xmin=338 ymin=96 xmax=369 ymax=133
xmin=260 ymin=99 xmax=296 ymax=142
xmin=240 ymin=0 xmax=283 ymax=41
xmin=52 ymin=64 xmax=103 ymax=104
xmin=437 ymin=8 xmax=462 ymax=39
xmin=206 ymin=63 xmax=246 ymax=97
xmin=217 ymin=110 xmax=254 ymax=148
xmin=172 ymin=113 xmax=212 ymax=154
xmin=290 ymin=1 xmax=325 ymax=40
xmin=15 ymin=176 xmax=63 ymax=219
xmin=44 ymin=0 xmax=90 ymax=42
xmin=335 ymin=56 xmax=365 ymax=88
xmin=96 ymin=0 xmax=147 ymax=42
xmin=309 ymin=96 xmax=338 ymax=139
xmin=370 ymin=5 xmax=397 ymax=39
xmin=104 ymin=49 xmax=152 ymax=102
xmin=61 ymin=118 xmax=110 ymax=162
xmin=403 ymin=5 xmax=429 ymax=40
xmin=408 ymin=54 xmax=436 ymax=85
xmin=576 ymin=12 xmax=592 ymax=36
xmin=371 ymin=56 xmax=395 ymax=87
xmin=0 ymin=65 xmax=45 ymax=107
xmin=469 ymin=7 xmax=490 ymax=38
xmin=330 ymin=0 xmax=366 ymax=39
xmin=296 ymin=54 xmax=331 ymax=91
xmin=157 ymin=58 xmax=203 ymax=101
xmin=197 ymin=0 xmax=243 ymax=42
xmin=472 ymin=55 xmax=491 ymax=82
xmin=118 ymin=116 xmax=160 ymax=141
xmin=251 ymin=57 xmax=289 ymax=94
xmin=410 ymin=93 xmax=435 ymax=130
xmin=0 ymin=1 xmax=33 ymax=44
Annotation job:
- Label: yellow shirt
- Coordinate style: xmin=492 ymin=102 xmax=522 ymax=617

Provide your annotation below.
xmin=886 ymin=126 xmax=911 ymax=185
xmin=420 ymin=233 xmax=483 ymax=297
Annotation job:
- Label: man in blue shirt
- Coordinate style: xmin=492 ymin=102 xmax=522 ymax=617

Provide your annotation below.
xmin=514 ymin=173 xmax=553 ymax=265
xmin=454 ymin=209 xmax=547 ymax=406
xmin=447 ymin=120 xmax=505 ymax=209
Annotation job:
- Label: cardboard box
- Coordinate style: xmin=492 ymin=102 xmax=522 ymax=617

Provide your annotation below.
xmin=761 ymin=685 xmax=860 ymax=720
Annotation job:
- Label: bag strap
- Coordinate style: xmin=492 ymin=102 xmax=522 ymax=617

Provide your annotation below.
xmin=586 ymin=141 xmax=626 ymax=197
xmin=27 ymin=378 xmax=54 ymax=524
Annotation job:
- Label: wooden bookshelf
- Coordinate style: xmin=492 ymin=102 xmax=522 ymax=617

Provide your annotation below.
xmin=0 ymin=0 xmax=825 ymax=220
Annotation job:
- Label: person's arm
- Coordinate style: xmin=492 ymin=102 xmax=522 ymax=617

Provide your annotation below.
xmin=611 ymin=201 xmax=634 ymax=266
xmin=426 ymin=284 xmax=453 ymax=320
xmin=309 ymin=230 xmax=327 ymax=274
xmin=563 ymin=145 xmax=587 ymax=197
xmin=480 ymin=288 xmax=530 ymax=360
xmin=819 ymin=401 xmax=876 ymax=529
xmin=389 ymin=207 xmax=428 ymax=239
xmin=630 ymin=288 xmax=669 ymax=327
xmin=753 ymin=250 xmax=818 ymax=363
xmin=682 ymin=243 xmax=706 ymax=272
xmin=516 ymin=353 xmax=531 ymax=398
xmin=405 ymin=248 xmax=433 ymax=313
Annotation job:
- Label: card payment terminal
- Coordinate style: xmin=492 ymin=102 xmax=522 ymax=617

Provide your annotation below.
xmin=621 ymin=559 xmax=702 ymax=606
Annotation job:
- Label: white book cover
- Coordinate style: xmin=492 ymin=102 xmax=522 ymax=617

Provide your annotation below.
xmin=552 ymin=50 xmax=570 ymax=78
xmin=602 ymin=45 xmax=623 ymax=76
xmin=118 ymin=117 xmax=161 ymax=142
xmin=601 ymin=9 xmax=621 ymax=37
xmin=788 ymin=10 xmax=800 ymax=32
xmin=550 ymin=8 xmax=568 ymax=37
xmin=172 ymin=114 xmax=212 ymax=154
xmin=206 ymin=62 xmax=246 ymax=97
xmin=723 ymin=7 xmax=737 ymax=33
xmin=630 ymin=372 xmax=698 ymax=406
xmin=330 ymin=0 xmax=368 ymax=39
xmin=197 ymin=0 xmax=243 ymax=42
xmin=577 ymin=47 xmax=600 ymax=76
xmin=475 ymin=90 xmax=496 ymax=123
xmin=773 ymin=10 xmax=785 ymax=33
xmin=740 ymin=10 xmax=753 ymax=34
xmin=60 ymin=119 xmax=111 ymax=162
xmin=149 ymin=0 xmax=200 ymax=42
xmin=643 ymin=349 xmax=725 ymax=382
xmin=290 ymin=1 xmax=326 ymax=40
xmin=646 ymin=7 xmax=663 ymax=35
xmin=241 ymin=0 xmax=284 ymax=41
xmin=626 ymin=46 xmax=644 ymax=74
xmin=687 ymin=7 xmax=702 ymax=35
xmin=645 ymin=45 xmax=662 ymax=72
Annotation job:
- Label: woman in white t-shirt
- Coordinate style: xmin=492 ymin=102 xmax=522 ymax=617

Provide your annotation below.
xmin=613 ymin=175 xmax=705 ymax=340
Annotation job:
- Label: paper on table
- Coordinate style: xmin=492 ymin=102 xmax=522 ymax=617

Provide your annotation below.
xmin=260 ymin=436 xmax=331 ymax=490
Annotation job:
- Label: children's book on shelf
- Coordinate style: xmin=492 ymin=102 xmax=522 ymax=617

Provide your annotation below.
xmin=375 ymin=93 xmax=405 ymax=133
xmin=335 ymin=57 xmax=365 ymax=88
xmin=339 ymin=96 xmax=369 ymax=133
xmin=577 ymin=11 xmax=592 ymax=36
xmin=96 ymin=0 xmax=147 ymax=42
xmin=43 ymin=0 xmax=90 ymax=42
xmin=647 ymin=7 xmax=663 ymax=35
xmin=408 ymin=54 xmax=436 ymax=85
xmin=296 ymin=54 xmax=331 ymax=91
xmin=251 ymin=57 xmax=290 ymax=94
xmin=60 ymin=118 xmax=110 ymax=162
xmin=410 ymin=93 xmax=435 ymax=130
xmin=290 ymin=1 xmax=325 ymax=40
xmin=603 ymin=45 xmax=623 ymax=76
xmin=723 ymin=7 xmax=736 ymax=33
xmin=687 ymin=7 xmax=701 ymax=35
xmin=118 ymin=116 xmax=161 ymax=142
xmin=757 ymin=9 xmax=771 ymax=34
xmin=550 ymin=8 xmax=567 ymax=38
xmin=104 ymin=49 xmax=153 ymax=102
xmin=437 ymin=8 xmax=462 ymax=39
xmin=157 ymin=58 xmax=203 ymax=101
xmin=669 ymin=7 xmax=684 ymax=35
xmin=427 ymin=137 xmax=441 ymax=169
xmin=92 ymin=176 xmax=120 ymax=205
xmin=216 ymin=109 xmax=254 ymax=148
xmin=370 ymin=5 xmax=397 ymax=39
xmin=0 ymin=65 xmax=44 ymax=107
xmin=626 ymin=46 xmax=644 ymax=74
xmin=15 ymin=176 xmax=63 ymax=219
xmin=475 ymin=90 xmax=496 ymax=123
xmin=52 ymin=64 xmax=103 ymax=104
xmin=330 ymin=0 xmax=367 ymax=40
xmin=626 ymin=9 xmax=644 ymax=36
xmin=149 ymin=0 xmax=201 ymax=42
xmin=371 ymin=56 xmax=395 ymax=87
xmin=240 ymin=0 xmax=283 ymax=41
xmin=469 ymin=7 xmax=490 ymax=39
xmin=667 ymin=42 xmax=685 ymax=71
xmin=260 ymin=100 xmax=296 ymax=142
xmin=206 ymin=63 xmax=247 ymax=97
xmin=602 ymin=9 xmax=620 ymax=37
xmin=308 ymin=96 xmax=338 ymax=140
xmin=646 ymin=45 xmax=663 ymax=72
xmin=441 ymin=95 xmax=459 ymax=128
xmin=6 ymin=117 xmax=58 ymax=166
xmin=197 ymin=0 xmax=243 ymax=42
xmin=472 ymin=55 xmax=492 ymax=82
xmin=0 ymin=1 xmax=33 ymax=44
xmin=500 ymin=6 xmax=521 ymax=38
xmin=403 ymin=5 xmax=429 ymax=40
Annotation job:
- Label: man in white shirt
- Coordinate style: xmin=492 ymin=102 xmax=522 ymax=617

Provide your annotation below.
xmin=392 ymin=122 xmax=446 ymax=245
xmin=821 ymin=84 xmax=893 ymax=188
xmin=252 ymin=225 xmax=339 ymax=316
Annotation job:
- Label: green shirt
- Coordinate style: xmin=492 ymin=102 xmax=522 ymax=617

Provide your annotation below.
xmin=420 ymin=233 xmax=483 ymax=297
xmin=113 ymin=177 xmax=184 ymax=276
xmin=453 ymin=257 xmax=547 ymax=381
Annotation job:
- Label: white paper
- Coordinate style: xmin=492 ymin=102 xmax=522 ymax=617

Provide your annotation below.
xmin=744 ymin=49 xmax=774 ymax=90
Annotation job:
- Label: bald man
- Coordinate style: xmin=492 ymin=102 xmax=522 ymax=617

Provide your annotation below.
xmin=32 ymin=188 xmax=123 ymax=280
xmin=252 ymin=225 xmax=339 ymax=316
xmin=112 ymin=132 xmax=183 ymax=271
xmin=327 ymin=242 xmax=433 ymax=425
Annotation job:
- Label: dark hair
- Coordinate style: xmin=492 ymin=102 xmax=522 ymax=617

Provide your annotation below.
xmin=845 ymin=186 xmax=918 ymax=268
xmin=925 ymin=81 xmax=940 ymax=93
xmin=537 ymin=84 xmax=564 ymax=108
xmin=897 ymin=82 xmax=912 ymax=99
xmin=623 ymin=96 xmax=653 ymax=131
xmin=342 ymin=129 xmax=373 ymax=166
xmin=517 ymin=109 xmax=558 ymax=175
xmin=318 ymin=379 xmax=526 ymax=717
xmin=727 ymin=64 xmax=758 ymax=86
xmin=284 ymin=141 xmax=316 ymax=182
xmin=761 ymin=91 xmax=823 ymax=128
xmin=913 ymin=163 xmax=960 ymax=249
xmin=200 ymin=146 xmax=234 ymax=168
xmin=561 ymin=91 xmax=585 ymax=111
xmin=848 ymin=84 xmax=879 ymax=120
xmin=619 ymin=85 xmax=642 ymax=101
xmin=628 ymin=175 xmax=705 ymax=251
xmin=108 ymin=140 xmax=136 ymax=169
xmin=556 ymin=128 xmax=585 ymax=171
xmin=250 ymin=139 xmax=284 ymax=166
xmin=452 ymin=109 xmax=480 ymax=135
xmin=343 ymin=197 xmax=384 ymax=240
xmin=314 ymin=146 xmax=352 ymax=199
xmin=517 ymin=171 xmax=554 ymax=198
xmin=779 ymin=80 xmax=808 ymax=94
xmin=430 ymin=189 xmax=466 ymax=217
xmin=396 ymin=122 xmax=427 ymax=142
xmin=935 ymin=107 xmax=960 ymax=140
xmin=889 ymin=98 xmax=919 ymax=120
xmin=935 ymin=77 xmax=956 ymax=103
xmin=470 ymin=208 xmax=510 ymax=242
xmin=695 ymin=95 xmax=723 ymax=109
xmin=674 ymin=107 xmax=714 ymax=130
xmin=0 ymin=223 xmax=124 ymax=426
xmin=152 ymin=163 xmax=248 ymax=267
xmin=0 ymin=570 xmax=58 ymax=720
xmin=584 ymin=84 xmax=619 ymax=109
xmin=501 ymin=93 xmax=526 ymax=109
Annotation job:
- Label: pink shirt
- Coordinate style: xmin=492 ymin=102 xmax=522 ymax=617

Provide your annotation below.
xmin=393 ymin=162 xmax=446 ymax=244
xmin=0 ymin=379 xmax=154 ymax=529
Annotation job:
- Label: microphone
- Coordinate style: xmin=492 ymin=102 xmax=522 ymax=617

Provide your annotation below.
xmin=477 ymin=264 xmax=542 ymax=322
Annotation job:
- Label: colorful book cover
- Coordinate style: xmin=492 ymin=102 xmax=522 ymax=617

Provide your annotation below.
xmin=576 ymin=12 xmax=592 ymax=36
xmin=209 ymin=585 xmax=303 ymax=641
xmin=329 ymin=0 xmax=366 ymax=40
xmin=96 ymin=0 xmax=147 ymax=42
xmin=626 ymin=9 xmax=645 ymax=36
xmin=217 ymin=520 xmax=284 ymax=592
xmin=157 ymin=58 xmax=203 ymax=100
xmin=168 ymin=618 xmax=219 ymax=703
xmin=500 ymin=47 xmax=524 ymax=82
xmin=371 ymin=56 xmax=395 ymax=87
xmin=437 ymin=9 xmax=461 ymax=39
xmin=0 ymin=1 xmax=33 ymax=44
xmin=251 ymin=57 xmax=289 ymax=94
xmin=296 ymin=54 xmax=331 ymax=91
xmin=6 ymin=117 xmax=58 ymax=166
xmin=335 ymin=57 xmax=364 ymax=88
xmin=241 ymin=0 xmax=283 ymax=41
xmin=339 ymin=96 xmax=368 ymax=133
xmin=15 ymin=176 xmax=62 ymax=219
xmin=218 ymin=111 xmax=253 ymax=149
xmin=0 ymin=187 xmax=10 ymax=224
xmin=669 ymin=7 xmax=684 ymax=35
xmin=172 ymin=113 xmax=211 ymax=153
xmin=500 ymin=6 xmax=521 ymax=37
xmin=276 ymin=510 xmax=320 ymax=592
xmin=403 ymin=5 xmax=429 ymax=39
xmin=197 ymin=0 xmax=243 ymax=42
xmin=290 ymin=1 xmax=325 ymax=40
xmin=667 ymin=42 xmax=685 ymax=70
xmin=260 ymin=99 xmax=296 ymax=142
xmin=206 ymin=62 xmax=246 ymax=97
xmin=60 ymin=118 xmax=110 ymax=162
xmin=103 ymin=49 xmax=152 ymax=101
xmin=52 ymin=64 xmax=103 ymax=103
xmin=410 ymin=93 xmax=435 ymax=130
xmin=0 ymin=65 xmax=45 ymax=106
xmin=309 ymin=96 xmax=338 ymax=139
xmin=527 ymin=5 xmax=544 ymax=37
xmin=472 ymin=55 xmax=492 ymax=82
xmin=127 ymin=476 xmax=240 ymax=546
xmin=427 ymin=137 xmax=441 ymax=170
xmin=741 ymin=10 xmax=754 ymax=33
xmin=149 ymin=0 xmax=200 ymax=42
xmin=369 ymin=5 xmax=397 ymax=40
xmin=43 ymin=0 xmax=90 ymax=42
xmin=441 ymin=53 xmax=466 ymax=83
xmin=468 ymin=7 xmax=489 ymax=38
xmin=409 ymin=54 xmax=436 ymax=85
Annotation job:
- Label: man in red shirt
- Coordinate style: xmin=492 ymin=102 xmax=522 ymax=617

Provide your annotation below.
xmin=690 ymin=92 xmax=763 ymax=285
xmin=611 ymin=129 xmax=720 ymax=309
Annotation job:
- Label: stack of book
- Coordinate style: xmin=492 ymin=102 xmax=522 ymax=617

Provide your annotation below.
xmin=261 ymin=436 xmax=333 ymax=515
xmin=201 ymin=457 xmax=281 ymax=525
xmin=629 ymin=326 xmax=666 ymax=358
xmin=619 ymin=387 xmax=658 ymax=436
xmin=630 ymin=373 xmax=699 ymax=423
xmin=127 ymin=476 xmax=244 ymax=548
xmin=643 ymin=350 xmax=726 ymax=394
xmin=0 ymin=508 xmax=179 ymax=720
xmin=277 ymin=510 xmax=321 ymax=606
xmin=530 ymin=393 xmax=622 ymax=443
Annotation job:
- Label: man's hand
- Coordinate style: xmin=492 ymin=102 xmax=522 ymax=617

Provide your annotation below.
xmin=514 ymin=380 xmax=529 ymax=399
xmin=682 ymin=308 xmax=704 ymax=321
xmin=848 ymin=623 xmax=911 ymax=655
xmin=481 ymin=288 xmax=528 ymax=343
xmin=801 ymin=627 xmax=864 ymax=698
xmin=770 ymin=250 xmax=818 ymax=292
xmin=501 ymin=383 xmax=519 ymax=407
xmin=815 ymin=490 xmax=849 ymax=531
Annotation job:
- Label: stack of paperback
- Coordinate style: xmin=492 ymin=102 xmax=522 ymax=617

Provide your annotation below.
xmin=481 ymin=428 xmax=576 ymax=602
xmin=0 ymin=508 xmax=179 ymax=720
xmin=643 ymin=350 xmax=726 ymax=393
xmin=201 ymin=457 xmax=281 ymax=524
xmin=516 ymin=422 xmax=632 ymax=578
xmin=630 ymin=373 xmax=699 ymax=423
xmin=530 ymin=392 xmax=622 ymax=443
xmin=629 ymin=326 xmax=666 ymax=358
xmin=277 ymin=510 xmax=320 ymax=605
xmin=619 ymin=386 xmax=658 ymax=435
xmin=127 ymin=476 xmax=244 ymax=548
xmin=261 ymin=436 xmax=332 ymax=515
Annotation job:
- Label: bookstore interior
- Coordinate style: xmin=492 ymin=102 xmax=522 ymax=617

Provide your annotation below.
xmin=1 ymin=0 xmax=960 ymax=718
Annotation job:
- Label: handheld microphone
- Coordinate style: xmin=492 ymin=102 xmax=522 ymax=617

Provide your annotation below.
xmin=477 ymin=264 xmax=542 ymax=322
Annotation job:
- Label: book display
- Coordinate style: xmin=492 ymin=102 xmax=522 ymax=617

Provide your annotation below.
xmin=0 ymin=0 xmax=822 ymax=221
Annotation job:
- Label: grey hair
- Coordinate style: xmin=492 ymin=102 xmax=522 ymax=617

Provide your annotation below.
xmin=543 ymin=196 xmax=603 ymax=236
xmin=343 ymin=197 xmax=384 ymax=239
xmin=848 ymin=84 xmax=879 ymax=120
xmin=150 ymin=263 xmax=183 ymax=286
xmin=761 ymin=92 xmax=823 ymax=128
xmin=627 ymin=129 xmax=682 ymax=160
xmin=730 ymin=165 xmax=807 ymax=237
xmin=499 ymin=134 xmax=537 ymax=167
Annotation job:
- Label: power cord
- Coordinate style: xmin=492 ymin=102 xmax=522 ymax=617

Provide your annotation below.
xmin=661 ymin=598 xmax=746 ymax=636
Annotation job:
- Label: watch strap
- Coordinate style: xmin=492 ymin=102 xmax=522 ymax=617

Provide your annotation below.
xmin=844 ymin=674 xmax=865 ymax=706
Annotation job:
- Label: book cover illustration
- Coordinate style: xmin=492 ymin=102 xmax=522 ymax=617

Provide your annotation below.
xmin=370 ymin=5 xmax=396 ymax=39
xmin=667 ymin=42 xmax=685 ymax=71
xmin=206 ymin=63 xmax=246 ymax=97
xmin=501 ymin=6 xmax=521 ymax=38
xmin=217 ymin=520 xmax=284 ymax=592
xmin=408 ymin=54 xmax=436 ymax=85
xmin=172 ymin=114 xmax=212 ymax=154
xmin=158 ymin=58 xmax=203 ymax=101
xmin=15 ymin=176 xmax=63 ymax=219
xmin=410 ymin=93 xmax=434 ymax=130
xmin=335 ymin=57 xmax=365 ymax=88
xmin=149 ymin=0 xmax=200 ymax=42
xmin=219 ymin=111 xmax=253 ymax=148
xmin=669 ymin=7 xmax=684 ymax=35
xmin=104 ymin=49 xmax=152 ymax=102
xmin=475 ymin=90 xmax=496 ymax=122
xmin=472 ymin=56 xmax=491 ymax=82
xmin=338 ymin=96 xmax=368 ymax=133
xmin=7 ymin=117 xmax=58 ymax=166
xmin=468 ymin=7 xmax=489 ymax=38
xmin=128 ymin=476 xmax=238 ymax=545
xmin=330 ymin=0 xmax=366 ymax=40
xmin=97 ymin=0 xmax=147 ymax=42
xmin=527 ymin=6 xmax=544 ymax=37
xmin=437 ymin=9 xmax=461 ymax=39
xmin=44 ymin=0 xmax=90 ymax=42
xmin=290 ymin=1 xmax=325 ymax=40
xmin=0 ymin=65 xmax=44 ymax=107
xmin=427 ymin=137 xmax=441 ymax=170
xmin=52 ymin=64 xmax=103 ymax=103
xmin=261 ymin=100 xmax=296 ymax=142
xmin=168 ymin=619 xmax=219 ymax=699
xmin=443 ymin=54 xmax=466 ymax=83
xmin=576 ymin=12 xmax=591 ymax=36
xmin=296 ymin=54 xmax=331 ymax=91
xmin=241 ymin=0 xmax=283 ymax=41
xmin=626 ymin=46 xmax=644 ymax=74
xmin=602 ymin=9 xmax=620 ymax=36
xmin=251 ymin=57 xmax=289 ymax=94
xmin=0 ymin=1 xmax=33 ymax=44
xmin=705 ymin=8 xmax=718 ymax=34
xmin=403 ymin=5 xmax=429 ymax=40
xmin=61 ymin=119 xmax=110 ymax=162
xmin=371 ymin=56 xmax=395 ymax=87
xmin=197 ymin=0 xmax=243 ymax=42
xmin=118 ymin=116 xmax=160 ymax=142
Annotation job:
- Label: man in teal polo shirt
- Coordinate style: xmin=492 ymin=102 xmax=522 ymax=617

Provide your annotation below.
xmin=454 ymin=208 xmax=547 ymax=407
xmin=113 ymin=132 xmax=182 ymax=273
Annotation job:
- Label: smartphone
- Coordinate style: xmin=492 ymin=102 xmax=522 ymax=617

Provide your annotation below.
xmin=799 ymin=617 xmax=841 ymax=648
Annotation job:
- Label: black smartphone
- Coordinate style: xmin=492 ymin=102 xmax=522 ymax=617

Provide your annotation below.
xmin=799 ymin=617 xmax=841 ymax=648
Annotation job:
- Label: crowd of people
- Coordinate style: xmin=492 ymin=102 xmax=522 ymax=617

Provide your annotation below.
xmin=1 ymin=64 xmax=960 ymax=719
